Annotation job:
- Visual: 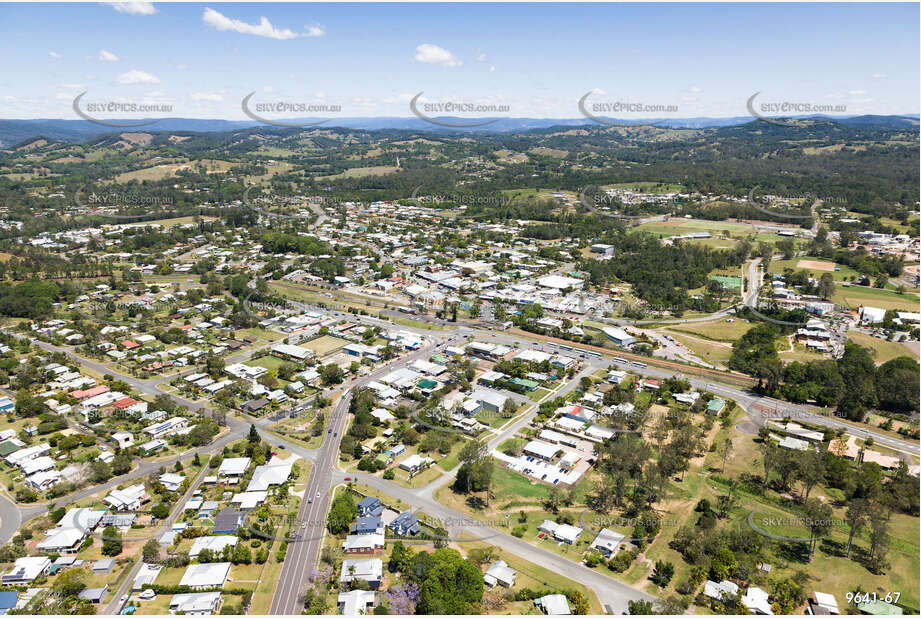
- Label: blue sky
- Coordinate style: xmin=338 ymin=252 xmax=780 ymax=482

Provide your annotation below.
xmin=0 ymin=2 xmax=917 ymax=120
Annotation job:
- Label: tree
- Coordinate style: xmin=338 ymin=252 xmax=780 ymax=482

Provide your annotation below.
xmin=817 ymin=273 xmax=835 ymax=299
xmin=248 ymin=423 xmax=260 ymax=444
xmin=52 ymin=568 xmax=88 ymax=598
xmin=90 ymin=460 xmax=112 ymax=483
xmin=803 ymin=498 xmax=833 ymax=558
xmin=327 ymin=493 xmax=357 ymax=535
xmin=719 ymin=437 xmax=733 ymax=473
xmin=112 ymin=451 xmax=132 ymax=475
xmin=628 ymin=600 xmax=654 ymax=614
xmin=101 ymin=525 xmax=122 ymax=556
xmin=844 ymin=498 xmax=869 ymax=558
xmin=867 ymin=503 xmax=891 ymax=573
xmin=797 ymin=448 xmax=826 ymax=501
xmin=320 ymin=363 xmax=344 ymax=386
xmin=142 ymin=538 xmax=161 ymax=562
xmin=410 ymin=548 xmax=484 ymax=614
xmin=650 ymin=560 xmax=675 ymax=587
xmin=151 ymin=503 xmax=170 ymax=520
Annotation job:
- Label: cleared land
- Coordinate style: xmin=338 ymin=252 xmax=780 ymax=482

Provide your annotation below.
xmin=848 ymin=331 xmax=919 ymax=363
xmin=796 ymin=259 xmax=835 ymax=271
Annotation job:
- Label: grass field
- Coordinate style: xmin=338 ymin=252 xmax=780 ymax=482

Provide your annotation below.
xmin=768 ymin=257 xmax=860 ymax=281
xmin=666 ymin=319 xmax=754 ymax=342
xmin=832 ymin=284 xmax=920 ymax=312
xmin=301 ymin=334 xmax=348 ymax=356
xmin=317 ymin=165 xmax=399 ymax=180
xmin=392 ymin=316 xmax=450 ymax=330
xmin=606 ymin=181 xmax=685 ymax=193
xmin=665 ymin=331 xmax=734 ymax=367
xmin=248 ymin=355 xmax=288 ymax=372
xmin=848 ymin=331 xmax=919 ymax=364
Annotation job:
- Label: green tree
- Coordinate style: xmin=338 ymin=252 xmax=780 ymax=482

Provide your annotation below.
xmin=101 ymin=525 xmax=122 ymax=556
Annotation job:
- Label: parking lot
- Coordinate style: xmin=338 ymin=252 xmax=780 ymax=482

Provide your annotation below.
xmin=495 ymin=445 xmax=593 ymax=486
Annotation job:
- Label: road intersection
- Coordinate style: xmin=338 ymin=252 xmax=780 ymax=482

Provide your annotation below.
xmin=1 ymin=308 xmax=916 ymax=614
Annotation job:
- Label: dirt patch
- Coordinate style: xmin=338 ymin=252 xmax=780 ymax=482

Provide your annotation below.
xmin=796 ymin=259 xmax=835 ymax=271
xmin=120 ymin=132 xmax=153 ymax=146
xmin=168 ymin=135 xmax=190 ymax=143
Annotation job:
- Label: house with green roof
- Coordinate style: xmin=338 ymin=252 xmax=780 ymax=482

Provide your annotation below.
xmin=858 ymin=599 xmax=903 ymax=615
xmin=706 ymin=398 xmax=727 ymax=415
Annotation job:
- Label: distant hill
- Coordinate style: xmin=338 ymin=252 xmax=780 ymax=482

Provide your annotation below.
xmin=0 ymin=114 xmax=917 ymax=147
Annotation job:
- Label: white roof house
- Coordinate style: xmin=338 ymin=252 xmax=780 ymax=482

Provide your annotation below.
xmin=338 ymin=589 xmax=375 ymax=615
xmin=217 ymin=457 xmax=251 ymax=477
xmin=483 ymin=560 xmax=517 ymax=587
xmin=339 ymin=558 xmax=383 ymax=585
xmin=36 ymin=528 xmax=85 ymax=554
xmin=590 ymin=528 xmax=625 ymax=557
xmin=1 ymin=557 xmax=51 ymax=584
xmin=810 ymin=591 xmax=839 ymax=615
xmin=535 ymin=593 xmax=571 ymax=615
xmin=189 ymin=535 xmax=238 ymax=558
xmin=246 ymin=460 xmax=293 ymax=492
xmin=704 ymin=579 xmax=740 ymax=601
xmin=170 ymin=591 xmax=222 ymax=615
xmin=742 ymin=586 xmax=773 ymax=615
xmin=179 ymin=562 xmax=231 ymax=589
xmin=105 ymin=484 xmax=147 ymax=511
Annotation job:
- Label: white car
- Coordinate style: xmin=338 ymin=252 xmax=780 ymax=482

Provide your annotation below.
xmin=316 ymin=491 xmax=321 ymax=498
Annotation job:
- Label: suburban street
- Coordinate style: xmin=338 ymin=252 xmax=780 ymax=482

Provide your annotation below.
xmin=1 ymin=304 xmax=916 ymax=615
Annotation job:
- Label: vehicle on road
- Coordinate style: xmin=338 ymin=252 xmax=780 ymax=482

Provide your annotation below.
xmin=316 ymin=491 xmax=321 ymax=498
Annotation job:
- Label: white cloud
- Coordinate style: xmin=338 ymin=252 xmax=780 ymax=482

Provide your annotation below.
xmin=60 ymin=83 xmax=85 ymax=91
xmin=305 ymin=25 xmax=325 ymax=37
xmin=116 ymin=69 xmax=160 ymax=84
xmin=872 ymin=73 xmax=886 ymax=79
xmin=49 ymin=51 xmax=61 ymax=59
xmin=849 ymin=90 xmax=866 ymax=96
xmin=689 ymin=86 xmax=702 ymax=93
xmin=191 ymin=92 xmax=223 ymax=102
xmin=99 ymin=50 xmax=119 ymax=62
xmin=104 ymin=2 xmax=157 ymax=16
xmin=383 ymin=93 xmax=414 ymax=104
xmin=476 ymin=53 xmax=487 ymax=62
xmin=414 ymin=43 xmax=462 ymax=67
xmin=489 ymin=66 xmax=495 ymax=72
xmin=203 ymin=7 xmax=300 ymax=40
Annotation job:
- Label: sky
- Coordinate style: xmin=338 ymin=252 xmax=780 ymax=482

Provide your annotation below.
xmin=0 ymin=2 xmax=918 ymax=120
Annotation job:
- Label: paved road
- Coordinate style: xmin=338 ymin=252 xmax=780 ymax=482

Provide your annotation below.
xmin=343 ymin=469 xmax=656 ymax=614
xmin=103 ymin=458 xmax=214 ymax=614
xmin=270 ymin=343 xmax=437 ymax=614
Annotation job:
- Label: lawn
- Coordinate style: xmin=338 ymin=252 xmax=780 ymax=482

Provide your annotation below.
xmin=606 ymin=181 xmax=685 ymax=194
xmin=666 ymin=319 xmax=755 ymax=343
xmin=247 ymin=355 xmax=288 ymax=372
xmin=392 ymin=316 xmax=450 ymax=331
xmin=237 ymin=327 xmax=285 ymax=342
xmin=848 ymin=331 xmax=919 ymax=364
xmin=457 ymin=535 xmax=603 ymax=614
xmin=302 ymin=334 xmax=348 ymax=356
xmin=767 ymin=257 xmax=860 ymax=282
xmin=832 ymin=284 xmax=920 ymax=312
xmin=665 ymin=331 xmax=734 ymax=367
